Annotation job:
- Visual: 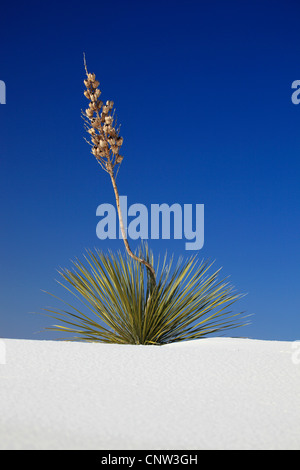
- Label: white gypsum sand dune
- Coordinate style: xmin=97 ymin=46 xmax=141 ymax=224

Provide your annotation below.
xmin=0 ymin=337 xmax=299 ymax=450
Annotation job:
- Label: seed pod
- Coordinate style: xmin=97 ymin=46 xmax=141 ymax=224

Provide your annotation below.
xmin=105 ymin=116 xmax=113 ymax=125
xmin=116 ymin=155 xmax=123 ymax=164
xmin=109 ymin=127 xmax=117 ymax=136
xmin=84 ymin=79 xmax=89 ymax=87
xmin=117 ymin=137 xmax=123 ymax=146
xmin=88 ymin=128 xmax=96 ymax=135
xmin=86 ymin=108 xmax=94 ymax=118
xmin=92 ymin=117 xmax=101 ymax=127
xmin=101 ymin=106 xmax=109 ymax=114
xmin=84 ymin=90 xmax=90 ymax=99
xmin=93 ymin=80 xmax=100 ymax=88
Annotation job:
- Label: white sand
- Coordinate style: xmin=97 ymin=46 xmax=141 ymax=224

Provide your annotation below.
xmin=0 ymin=337 xmax=299 ymax=450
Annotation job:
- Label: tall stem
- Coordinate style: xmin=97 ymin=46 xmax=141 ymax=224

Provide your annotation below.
xmin=107 ymin=164 xmax=156 ymax=287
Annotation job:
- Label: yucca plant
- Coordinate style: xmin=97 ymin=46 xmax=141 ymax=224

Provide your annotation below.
xmin=43 ymin=245 xmax=247 ymax=344
xmin=41 ymin=58 xmax=249 ymax=344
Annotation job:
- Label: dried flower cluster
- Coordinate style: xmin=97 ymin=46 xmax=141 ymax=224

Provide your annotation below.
xmin=82 ymin=70 xmax=123 ymax=173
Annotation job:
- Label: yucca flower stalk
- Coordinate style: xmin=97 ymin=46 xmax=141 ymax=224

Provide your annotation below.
xmin=81 ymin=56 xmax=156 ymax=290
xmin=43 ymin=246 xmax=248 ymax=345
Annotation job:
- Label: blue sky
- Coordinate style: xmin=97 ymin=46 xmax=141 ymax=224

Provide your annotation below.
xmin=0 ymin=0 xmax=299 ymax=341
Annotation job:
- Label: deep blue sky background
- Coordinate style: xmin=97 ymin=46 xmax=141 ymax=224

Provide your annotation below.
xmin=0 ymin=0 xmax=299 ymax=341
